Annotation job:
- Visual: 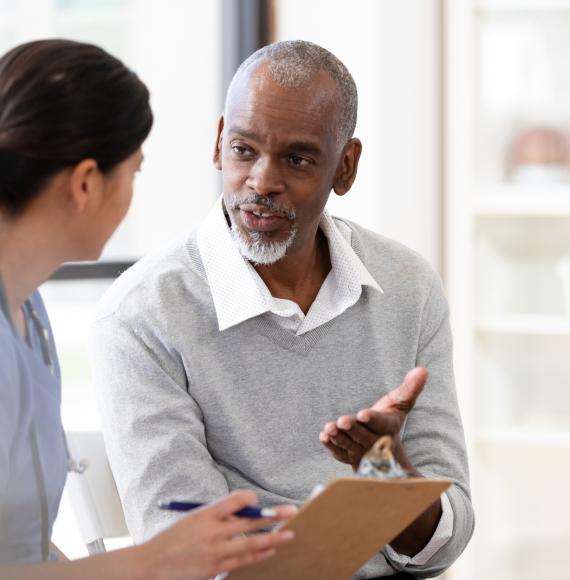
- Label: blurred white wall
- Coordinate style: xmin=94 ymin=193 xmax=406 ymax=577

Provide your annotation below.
xmin=0 ymin=0 xmax=221 ymax=259
xmin=106 ymin=0 xmax=221 ymax=257
xmin=274 ymin=0 xmax=443 ymax=272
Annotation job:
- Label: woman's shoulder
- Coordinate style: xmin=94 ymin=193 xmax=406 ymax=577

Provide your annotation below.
xmin=0 ymin=310 xmax=18 ymax=378
xmin=0 ymin=315 xmax=23 ymax=444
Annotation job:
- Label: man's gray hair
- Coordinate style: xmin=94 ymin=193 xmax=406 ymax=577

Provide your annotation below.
xmin=225 ymin=40 xmax=358 ymax=148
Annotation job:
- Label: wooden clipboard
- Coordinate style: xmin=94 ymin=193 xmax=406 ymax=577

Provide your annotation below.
xmin=227 ymin=477 xmax=451 ymax=580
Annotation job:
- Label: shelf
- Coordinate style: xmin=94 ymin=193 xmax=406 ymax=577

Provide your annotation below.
xmin=476 ymin=0 xmax=570 ymax=13
xmin=474 ymin=184 xmax=570 ymax=216
xmin=475 ymin=315 xmax=570 ymax=336
xmin=476 ymin=427 xmax=570 ymax=447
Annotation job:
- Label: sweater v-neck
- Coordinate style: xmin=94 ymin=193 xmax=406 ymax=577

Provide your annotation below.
xmin=249 ymin=289 xmax=371 ymax=355
xmin=189 ymin=219 xmax=374 ymax=356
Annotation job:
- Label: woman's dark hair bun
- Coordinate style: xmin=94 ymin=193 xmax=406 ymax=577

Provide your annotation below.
xmin=0 ymin=38 xmax=153 ymax=215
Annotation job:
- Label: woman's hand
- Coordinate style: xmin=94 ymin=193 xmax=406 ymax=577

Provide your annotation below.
xmin=142 ymin=490 xmax=296 ymax=580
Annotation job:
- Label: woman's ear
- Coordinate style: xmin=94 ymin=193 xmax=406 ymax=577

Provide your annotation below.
xmin=68 ymin=159 xmax=102 ymax=213
xmin=333 ymin=138 xmax=362 ymax=196
xmin=213 ymin=115 xmax=225 ymax=170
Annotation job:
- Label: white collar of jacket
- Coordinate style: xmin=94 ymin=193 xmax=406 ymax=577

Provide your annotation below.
xmin=197 ymin=195 xmax=383 ymax=332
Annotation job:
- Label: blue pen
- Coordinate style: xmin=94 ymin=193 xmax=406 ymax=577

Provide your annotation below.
xmin=159 ymin=501 xmax=278 ymax=519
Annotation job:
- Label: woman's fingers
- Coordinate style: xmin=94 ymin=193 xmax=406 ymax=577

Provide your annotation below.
xmin=222 ymin=504 xmax=297 ymax=537
xmin=218 ymin=546 xmax=277 ymax=574
xmin=208 ymin=490 xmax=259 ymax=520
xmin=219 ymin=528 xmax=294 ymax=562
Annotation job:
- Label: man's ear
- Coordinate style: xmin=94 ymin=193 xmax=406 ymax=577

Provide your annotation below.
xmin=68 ymin=159 xmax=102 ymax=213
xmin=213 ymin=115 xmax=225 ymax=170
xmin=333 ymin=138 xmax=362 ymax=196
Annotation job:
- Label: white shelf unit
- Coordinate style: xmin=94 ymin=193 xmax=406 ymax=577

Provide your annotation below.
xmin=474 ymin=185 xmax=570 ymax=215
xmin=476 ymin=427 xmax=570 ymax=446
xmin=475 ymin=314 xmax=570 ymax=335
xmin=445 ymin=2 xmax=570 ymax=579
xmin=476 ymin=0 xmax=570 ymax=12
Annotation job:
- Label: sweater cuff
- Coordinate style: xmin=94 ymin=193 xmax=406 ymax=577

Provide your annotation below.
xmin=384 ymin=492 xmax=453 ymax=568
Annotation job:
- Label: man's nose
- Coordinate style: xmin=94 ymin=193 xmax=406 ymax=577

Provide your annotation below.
xmin=245 ymin=157 xmax=285 ymax=195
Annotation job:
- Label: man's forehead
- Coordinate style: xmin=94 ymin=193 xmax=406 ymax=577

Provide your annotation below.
xmin=227 ymin=62 xmax=339 ymax=117
xmin=225 ymin=65 xmax=340 ymax=143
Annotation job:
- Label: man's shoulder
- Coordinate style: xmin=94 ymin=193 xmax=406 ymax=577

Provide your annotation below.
xmin=334 ymin=216 xmax=447 ymax=319
xmin=333 ymin=216 xmax=437 ymax=283
xmin=95 ymin=230 xmax=207 ymax=323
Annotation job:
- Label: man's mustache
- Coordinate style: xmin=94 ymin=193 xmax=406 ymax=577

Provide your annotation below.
xmin=226 ymin=193 xmax=296 ymax=221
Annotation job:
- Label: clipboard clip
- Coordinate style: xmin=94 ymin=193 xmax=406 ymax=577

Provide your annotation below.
xmin=356 ymin=435 xmax=406 ymax=480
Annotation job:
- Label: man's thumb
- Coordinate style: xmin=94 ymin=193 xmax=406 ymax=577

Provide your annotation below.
xmin=398 ymin=367 xmax=428 ymax=408
xmin=371 ymin=367 xmax=428 ymax=414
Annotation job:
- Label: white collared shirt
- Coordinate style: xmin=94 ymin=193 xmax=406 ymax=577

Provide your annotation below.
xmin=197 ymin=196 xmax=382 ymax=334
xmin=197 ymin=195 xmax=453 ymax=566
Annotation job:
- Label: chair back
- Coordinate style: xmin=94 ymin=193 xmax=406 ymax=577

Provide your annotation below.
xmin=65 ymin=430 xmax=129 ymax=553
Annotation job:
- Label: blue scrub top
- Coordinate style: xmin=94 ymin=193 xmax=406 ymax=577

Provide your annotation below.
xmin=0 ymin=290 xmax=68 ymax=564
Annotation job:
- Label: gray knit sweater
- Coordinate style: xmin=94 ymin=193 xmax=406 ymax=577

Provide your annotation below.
xmin=90 ymin=218 xmax=474 ymax=578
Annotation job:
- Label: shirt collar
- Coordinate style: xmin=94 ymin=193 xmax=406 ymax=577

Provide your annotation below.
xmin=197 ymin=195 xmax=383 ymax=332
xmin=319 ymin=211 xmax=383 ymax=297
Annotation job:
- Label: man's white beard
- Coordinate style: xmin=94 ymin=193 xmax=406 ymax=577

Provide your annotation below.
xmin=230 ymin=223 xmax=297 ymax=265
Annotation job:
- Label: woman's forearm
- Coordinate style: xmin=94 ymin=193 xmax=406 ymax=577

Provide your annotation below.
xmin=0 ymin=545 xmax=147 ymax=580
xmin=0 ymin=492 xmax=296 ymax=580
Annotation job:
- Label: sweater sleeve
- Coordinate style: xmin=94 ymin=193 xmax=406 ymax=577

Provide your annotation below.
xmin=89 ymin=313 xmax=230 ymax=542
xmin=383 ymin=272 xmax=475 ymax=578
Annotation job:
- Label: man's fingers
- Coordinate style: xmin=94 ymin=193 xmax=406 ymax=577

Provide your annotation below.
xmin=321 ymin=438 xmax=351 ymax=464
xmin=336 ymin=420 xmax=379 ymax=449
xmin=322 ymin=432 xmax=371 ymax=469
xmin=319 ymin=430 xmax=331 ymax=443
xmin=336 ymin=415 xmax=357 ymax=431
xmin=321 ymin=368 xmax=427 ymax=467
xmin=370 ymin=367 xmax=428 ymax=415
xmin=320 ymin=417 xmax=353 ymax=443
xmin=323 ymin=421 xmax=339 ymax=437
xmin=355 ymin=410 xmax=402 ymax=437
xmin=328 ymin=429 xmax=365 ymax=455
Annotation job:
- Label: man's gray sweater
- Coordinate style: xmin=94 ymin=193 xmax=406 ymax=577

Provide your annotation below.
xmin=90 ymin=219 xmax=474 ymax=578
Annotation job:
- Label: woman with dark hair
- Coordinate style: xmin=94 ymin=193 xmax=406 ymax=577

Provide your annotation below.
xmin=0 ymin=39 xmax=293 ymax=580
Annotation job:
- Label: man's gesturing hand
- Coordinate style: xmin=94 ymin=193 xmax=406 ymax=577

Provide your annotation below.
xmin=319 ymin=367 xmax=428 ymax=471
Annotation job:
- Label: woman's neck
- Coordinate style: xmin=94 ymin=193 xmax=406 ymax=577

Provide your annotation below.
xmin=0 ymin=211 xmax=63 ymax=323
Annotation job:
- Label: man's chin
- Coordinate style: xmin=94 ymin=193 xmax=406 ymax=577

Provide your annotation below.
xmin=230 ymin=225 xmax=292 ymax=266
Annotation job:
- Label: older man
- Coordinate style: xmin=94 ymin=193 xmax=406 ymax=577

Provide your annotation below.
xmin=91 ymin=41 xmax=473 ymax=579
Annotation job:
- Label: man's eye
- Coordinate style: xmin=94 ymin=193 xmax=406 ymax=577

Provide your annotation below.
xmin=289 ymin=155 xmax=310 ymax=167
xmin=232 ymin=145 xmax=250 ymax=155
